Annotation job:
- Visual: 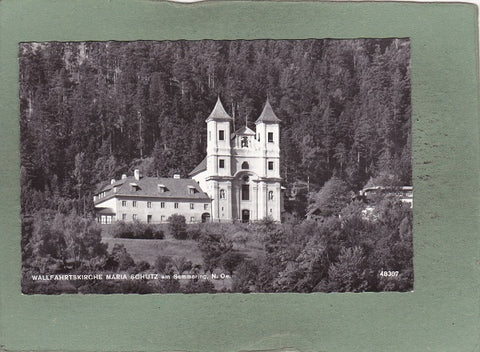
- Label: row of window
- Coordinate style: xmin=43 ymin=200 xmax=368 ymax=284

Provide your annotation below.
xmin=118 ymin=214 xmax=196 ymax=223
xmin=97 ymin=191 xmax=109 ymax=199
xmin=121 ymin=200 xmax=209 ymax=210
xmin=218 ymin=160 xmax=275 ymax=171
xmin=219 ymin=188 xmax=274 ymax=201
xmin=216 ymin=130 xmax=275 ymax=143
xmin=96 ymin=186 xmax=119 ymax=200
xmin=98 ymin=214 xmax=199 ymax=225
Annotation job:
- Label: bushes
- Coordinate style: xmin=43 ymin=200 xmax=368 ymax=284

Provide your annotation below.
xmin=107 ymin=244 xmax=136 ymax=271
xmin=168 ymin=214 xmax=187 ymax=239
xmin=112 ymin=221 xmax=164 ymax=239
xmin=154 ymin=255 xmax=173 ymax=274
xmin=186 ymin=224 xmax=202 ymax=240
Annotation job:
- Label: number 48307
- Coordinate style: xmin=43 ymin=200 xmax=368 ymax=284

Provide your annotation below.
xmin=379 ymin=270 xmax=399 ymax=277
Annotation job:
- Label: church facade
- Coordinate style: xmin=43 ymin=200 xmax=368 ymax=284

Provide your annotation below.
xmin=190 ymin=97 xmax=282 ymax=222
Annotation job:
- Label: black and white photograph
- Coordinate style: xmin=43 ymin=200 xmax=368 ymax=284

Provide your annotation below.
xmin=19 ymin=39 xmax=413 ymax=294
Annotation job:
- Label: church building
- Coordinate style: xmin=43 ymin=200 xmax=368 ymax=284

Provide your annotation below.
xmin=190 ymin=97 xmax=282 ymax=222
xmin=94 ymin=96 xmax=282 ymax=224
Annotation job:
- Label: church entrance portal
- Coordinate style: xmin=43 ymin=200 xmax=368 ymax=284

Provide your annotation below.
xmin=201 ymin=213 xmax=210 ymax=223
xmin=242 ymin=209 xmax=250 ymax=223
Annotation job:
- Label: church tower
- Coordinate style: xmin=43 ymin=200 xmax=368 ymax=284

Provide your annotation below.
xmin=205 ymin=96 xmax=233 ymax=221
xmin=254 ymin=99 xmax=282 ymax=221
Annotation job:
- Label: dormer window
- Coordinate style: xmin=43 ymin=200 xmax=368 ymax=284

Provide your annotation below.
xmin=130 ymin=183 xmax=139 ymax=191
xmin=188 ymin=185 xmax=196 ymax=194
xmin=158 ymin=184 xmax=166 ymax=193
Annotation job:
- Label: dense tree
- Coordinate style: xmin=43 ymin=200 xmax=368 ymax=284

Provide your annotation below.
xmin=308 ymin=176 xmax=353 ymax=217
xmin=19 ymin=39 xmax=411 ymax=219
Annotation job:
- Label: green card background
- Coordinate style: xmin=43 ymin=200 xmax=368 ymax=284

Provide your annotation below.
xmin=0 ymin=1 xmax=478 ymax=351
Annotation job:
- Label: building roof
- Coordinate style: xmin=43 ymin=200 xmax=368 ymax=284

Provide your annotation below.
xmin=188 ymin=156 xmax=207 ymax=176
xmin=96 ymin=207 xmax=116 ymax=215
xmin=205 ymin=96 xmax=233 ymax=122
xmin=255 ymin=99 xmax=281 ymax=124
xmin=234 ymin=126 xmax=256 ymax=135
xmin=95 ymin=179 xmax=126 ymax=193
xmin=95 ymin=176 xmax=210 ymax=202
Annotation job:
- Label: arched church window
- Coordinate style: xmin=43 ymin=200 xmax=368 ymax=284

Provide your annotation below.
xmin=268 ymin=191 xmax=274 ymax=200
xmin=242 ymin=161 xmax=249 ymax=170
xmin=241 ymin=137 xmax=249 ymax=148
xmin=220 ymin=189 xmax=226 ymax=199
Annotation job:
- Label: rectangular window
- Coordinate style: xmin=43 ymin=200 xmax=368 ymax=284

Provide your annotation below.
xmin=147 ymin=215 xmax=152 ymax=224
xmin=147 ymin=201 xmax=152 ymax=208
xmin=132 ymin=201 xmax=137 ymax=207
xmin=219 ymin=130 xmax=225 ymax=140
xmin=161 ymin=215 xmax=165 ymax=222
xmin=132 ymin=214 xmax=137 ymax=220
xmin=190 ymin=203 xmax=194 ymax=209
xmin=190 ymin=217 xmax=195 ymax=223
xmin=122 ymin=214 xmax=126 ymax=220
xmin=161 ymin=202 xmax=165 ymax=208
xmin=204 ymin=204 xmax=209 ymax=210
xmin=174 ymin=202 xmax=179 ymax=209
xmin=219 ymin=159 xmax=225 ymax=168
xmin=242 ymin=184 xmax=250 ymax=200
xmin=268 ymin=132 xmax=274 ymax=143
xmin=268 ymin=161 xmax=274 ymax=170
xmin=122 ymin=200 xmax=127 ymax=207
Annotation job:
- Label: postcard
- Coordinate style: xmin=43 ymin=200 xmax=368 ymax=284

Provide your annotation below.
xmin=1 ymin=1 xmax=478 ymax=351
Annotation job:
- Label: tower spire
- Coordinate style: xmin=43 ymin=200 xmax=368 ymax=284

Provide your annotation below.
xmin=255 ymin=97 xmax=281 ymax=124
xmin=206 ymin=95 xmax=233 ymax=122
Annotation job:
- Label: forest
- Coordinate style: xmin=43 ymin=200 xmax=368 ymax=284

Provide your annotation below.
xmin=19 ymin=39 xmax=412 ymax=293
